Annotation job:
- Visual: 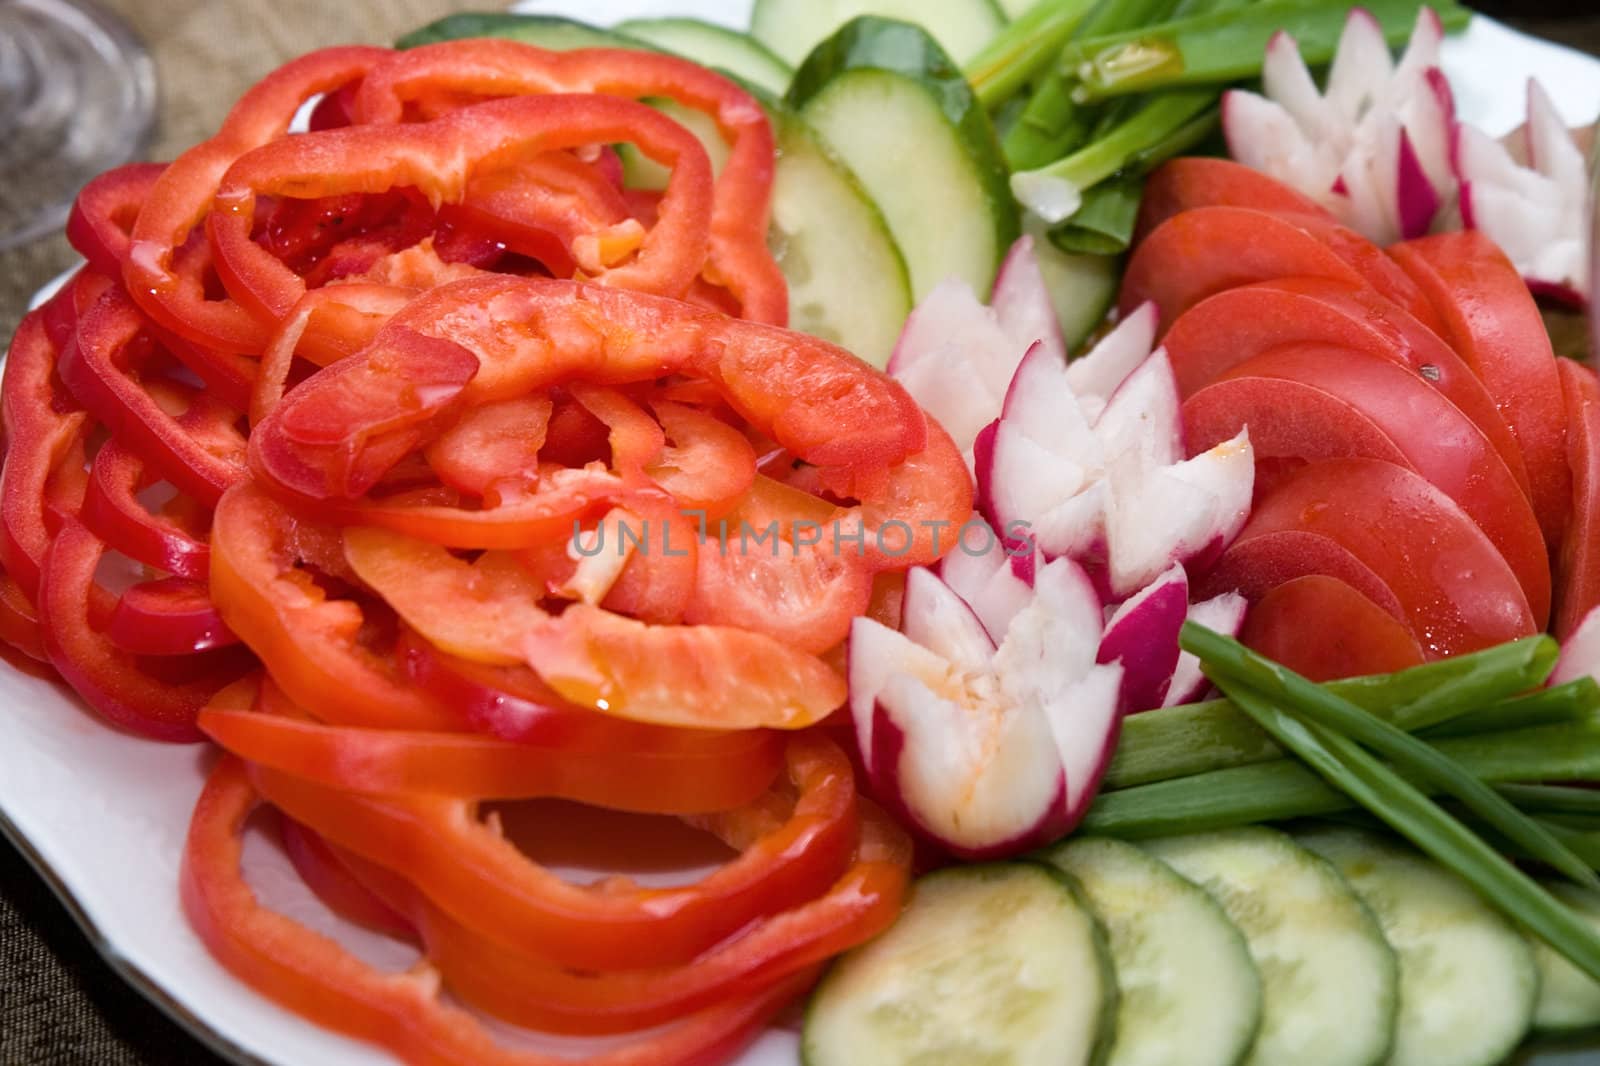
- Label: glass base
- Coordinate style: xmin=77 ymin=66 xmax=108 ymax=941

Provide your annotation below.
xmin=0 ymin=0 xmax=157 ymax=251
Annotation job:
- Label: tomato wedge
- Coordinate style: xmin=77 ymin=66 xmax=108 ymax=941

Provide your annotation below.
xmin=1240 ymin=574 xmax=1426 ymax=681
xmin=1185 ymin=344 xmax=1550 ymax=627
xmin=1391 ymin=231 xmax=1570 ymax=547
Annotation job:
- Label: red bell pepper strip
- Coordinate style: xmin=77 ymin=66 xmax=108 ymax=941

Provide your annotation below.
xmin=643 ymin=398 xmax=757 ymax=518
xmin=245 ymin=732 xmax=859 ymax=971
xmin=208 ymin=94 xmax=715 ymax=327
xmin=279 ymin=813 xmax=415 ymax=939
xmin=124 ymin=46 xmax=391 ymax=351
xmin=37 ymin=519 xmax=250 ymax=741
xmin=327 ymin=803 xmax=908 ymax=1036
xmin=1 ymin=310 xmax=89 ymax=600
xmin=251 ymin=275 xmax=926 ymax=507
xmin=200 ymin=680 xmax=783 ymax=813
xmin=1555 ymin=358 xmax=1600 ymax=640
xmin=105 ymin=577 xmax=239 ymax=657
xmin=39 ymin=267 xmax=116 ymax=351
xmin=0 ymin=567 xmax=46 ymax=663
xmin=81 ymin=438 xmax=212 ymax=581
xmin=58 ymin=288 xmax=247 ymax=507
xmin=183 ymin=756 xmax=818 ymax=1066
xmin=1390 ymin=231 xmax=1571 ymax=548
xmin=208 ymin=482 xmax=465 ymax=732
xmin=251 ymin=283 xmax=415 ymax=426
xmin=66 ymin=163 xmax=168 ymax=278
xmin=351 ymin=41 xmax=786 ymax=325
xmin=422 ymin=395 xmax=552 ymax=500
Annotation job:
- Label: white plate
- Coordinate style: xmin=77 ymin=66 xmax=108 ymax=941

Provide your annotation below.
xmin=6 ymin=8 xmax=1600 ymax=1066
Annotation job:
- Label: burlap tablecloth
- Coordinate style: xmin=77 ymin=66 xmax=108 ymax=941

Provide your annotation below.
xmin=3 ymin=4 xmax=1600 ymax=1065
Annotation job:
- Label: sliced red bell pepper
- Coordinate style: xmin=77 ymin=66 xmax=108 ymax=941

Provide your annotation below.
xmin=59 ymin=288 xmax=247 ymax=507
xmin=328 ymin=802 xmax=907 ymax=1036
xmin=66 ymin=162 xmax=168 ymax=278
xmin=209 ymin=94 xmax=715 ymax=327
xmin=208 ymin=482 xmax=464 ymax=732
xmin=125 ymin=46 xmax=391 ymax=351
xmin=105 ymin=577 xmax=239 ymax=657
xmin=200 ymin=677 xmax=782 ymax=813
xmin=37 ymin=519 xmax=250 ymax=741
xmin=183 ymin=756 xmax=817 ymax=1066
xmin=351 ymin=40 xmax=785 ymax=325
xmin=245 ymin=732 xmax=859 ymax=971
xmin=1 ymin=310 xmax=89 ymax=600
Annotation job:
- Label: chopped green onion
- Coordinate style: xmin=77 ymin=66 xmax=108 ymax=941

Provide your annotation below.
xmin=1420 ymin=678 xmax=1599 ymax=739
xmin=966 ymin=0 xmax=1100 ymax=111
xmin=1047 ymin=176 xmax=1143 ymax=254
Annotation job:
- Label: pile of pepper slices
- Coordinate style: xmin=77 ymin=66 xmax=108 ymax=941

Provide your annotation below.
xmin=0 ymin=40 xmax=979 ymax=1064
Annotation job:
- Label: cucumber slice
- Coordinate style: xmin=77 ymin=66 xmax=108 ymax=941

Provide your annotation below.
xmin=616 ymin=17 xmax=793 ymax=95
xmin=1043 ymin=836 xmax=1262 ymax=1066
xmin=1143 ymin=827 xmax=1398 ymax=1066
xmin=996 ymin=0 xmax=1037 ymax=17
xmin=751 ymin=0 xmax=1006 ymax=67
xmin=787 ymin=17 xmax=1018 ymax=301
xmin=397 ymin=12 xmax=641 ymax=50
xmin=803 ymin=863 xmax=1116 ymax=1066
xmin=1531 ymin=881 xmax=1600 ymax=1032
xmin=769 ymin=110 xmax=911 ymax=368
xmin=617 ymin=99 xmax=731 ymax=190
xmin=1031 ymin=237 xmax=1118 ymax=353
xmin=1297 ymin=826 xmax=1538 ymax=1066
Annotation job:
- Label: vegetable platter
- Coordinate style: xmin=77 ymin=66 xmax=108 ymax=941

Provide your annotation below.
xmin=7 ymin=0 xmax=1600 ymax=1064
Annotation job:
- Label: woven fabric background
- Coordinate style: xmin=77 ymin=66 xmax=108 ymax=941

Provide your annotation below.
xmin=1 ymin=3 xmax=1598 ymax=1065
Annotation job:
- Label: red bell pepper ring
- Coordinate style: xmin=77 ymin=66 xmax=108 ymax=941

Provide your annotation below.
xmin=200 ymin=679 xmax=783 ymax=814
xmin=66 ymin=162 xmax=168 ymax=278
xmin=1390 ymin=231 xmax=1571 ymax=548
xmin=39 ymin=267 xmax=116 ymax=351
xmin=58 ymin=288 xmax=247 ymax=507
xmin=440 ymin=150 xmax=638 ymax=279
xmin=1 ymin=310 xmax=89 ymax=600
xmin=81 ymin=438 xmax=211 ymax=581
xmin=37 ymin=520 xmax=250 ymax=741
xmin=643 ymin=398 xmax=757 ymax=518
xmin=208 ymin=93 xmax=715 ymax=327
xmin=105 ymin=577 xmax=239 ymax=657
xmin=1555 ymin=358 xmax=1600 ymax=640
xmin=351 ymin=40 xmax=786 ymax=325
xmin=0 ymin=568 xmax=46 ymax=663
xmin=423 ymin=395 xmax=552 ymax=499
xmin=252 ymin=275 xmax=926 ymax=508
xmin=183 ymin=756 xmax=818 ymax=1066
xmin=209 ymin=482 xmax=465 ymax=732
xmin=279 ymin=813 xmax=414 ymax=939
xmin=251 ymin=283 xmax=415 ymax=427
xmin=245 ymin=732 xmax=858 ymax=971
xmin=125 ymin=46 xmax=391 ymax=351
xmin=326 ymin=803 xmax=908 ymax=1037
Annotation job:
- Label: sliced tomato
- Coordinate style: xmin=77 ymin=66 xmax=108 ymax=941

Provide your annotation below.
xmin=1390 ymin=231 xmax=1570 ymax=547
xmin=1198 ymin=459 xmax=1536 ymax=658
xmin=1185 ymin=344 xmax=1551 ymax=628
xmin=1240 ymin=574 xmax=1426 ymax=681
xmin=685 ymin=475 xmax=875 ymax=655
xmin=1134 ymin=158 xmax=1328 ymax=244
xmin=1162 ymin=277 xmax=1529 ymax=495
xmin=1555 ymin=358 xmax=1600 ymax=640
xmin=1120 ymin=206 xmax=1367 ymax=326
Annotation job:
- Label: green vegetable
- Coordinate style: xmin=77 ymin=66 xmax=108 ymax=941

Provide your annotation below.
xmin=1105 ymin=636 xmax=1559 ymax=790
xmin=965 ymin=0 xmax=1099 ymax=111
xmin=1086 ymin=717 xmax=1600 ymax=839
xmin=1063 ymin=0 xmax=1473 ymax=99
xmin=1188 ymin=625 xmax=1599 ymax=889
xmin=1419 ymin=678 xmax=1600 ymax=739
xmin=1048 ymin=177 xmax=1144 ymax=255
xmin=1204 ymin=673 xmax=1600 ymax=984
